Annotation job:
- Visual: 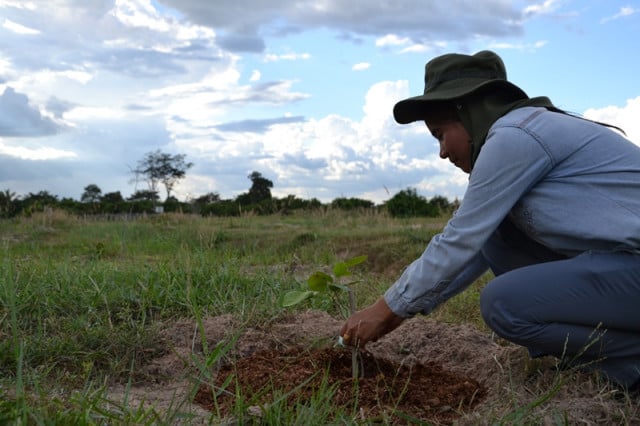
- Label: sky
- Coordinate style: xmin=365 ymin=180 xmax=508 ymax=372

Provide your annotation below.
xmin=0 ymin=0 xmax=639 ymax=204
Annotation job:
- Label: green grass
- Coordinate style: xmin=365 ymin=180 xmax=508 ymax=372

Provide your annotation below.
xmin=1 ymin=210 xmax=634 ymax=424
xmin=1 ymin=210 xmax=451 ymax=423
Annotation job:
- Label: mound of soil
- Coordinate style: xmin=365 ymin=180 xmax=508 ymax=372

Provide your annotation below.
xmin=194 ymin=345 xmax=484 ymax=424
xmin=106 ymin=310 xmax=634 ymax=424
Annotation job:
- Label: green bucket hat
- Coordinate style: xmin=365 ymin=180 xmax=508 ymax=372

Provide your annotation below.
xmin=393 ymin=50 xmax=528 ymax=124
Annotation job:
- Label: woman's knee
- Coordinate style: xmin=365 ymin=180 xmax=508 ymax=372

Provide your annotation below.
xmin=480 ymin=276 xmax=528 ymax=340
xmin=479 ymin=278 xmax=507 ymax=333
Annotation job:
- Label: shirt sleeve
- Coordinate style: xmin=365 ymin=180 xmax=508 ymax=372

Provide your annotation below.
xmin=384 ymin=123 xmax=554 ymax=318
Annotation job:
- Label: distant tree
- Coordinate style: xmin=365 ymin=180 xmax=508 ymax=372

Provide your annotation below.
xmin=164 ymin=195 xmax=188 ymax=213
xmin=271 ymin=195 xmax=325 ymax=214
xmin=331 ymin=197 xmax=374 ymax=210
xmin=189 ymin=192 xmax=220 ymax=214
xmin=247 ymin=171 xmax=273 ymax=204
xmin=192 ymin=192 xmax=220 ymax=204
xmin=385 ymin=187 xmax=438 ymax=218
xmin=101 ymin=191 xmax=124 ymax=204
xmin=428 ymin=195 xmax=452 ymax=215
xmin=132 ymin=150 xmax=193 ymax=201
xmin=307 ymin=197 xmax=323 ymax=210
xmin=123 ymin=190 xmax=157 ymax=214
xmin=201 ymin=199 xmax=241 ymax=216
xmin=21 ymin=191 xmax=59 ymax=215
xmin=24 ymin=191 xmax=58 ymax=204
xmin=127 ymin=190 xmax=159 ymax=202
xmin=95 ymin=191 xmax=126 ymax=214
xmin=81 ymin=184 xmax=102 ymax=203
xmin=234 ymin=192 xmax=251 ymax=206
xmin=0 ymin=189 xmax=18 ymax=218
xmin=58 ymin=197 xmax=79 ymax=213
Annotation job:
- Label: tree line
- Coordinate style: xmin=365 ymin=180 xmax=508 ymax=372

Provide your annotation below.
xmin=0 ymin=182 xmax=456 ymax=219
xmin=0 ymin=150 xmax=457 ymax=219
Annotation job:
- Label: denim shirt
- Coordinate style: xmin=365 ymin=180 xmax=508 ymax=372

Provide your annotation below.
xmin=384 ymin=107 xmax=640 ymax=318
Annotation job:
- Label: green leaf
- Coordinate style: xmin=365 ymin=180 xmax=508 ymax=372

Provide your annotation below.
xmin=332 ymin=262 xmax=350 ymax=278
xmin=345 ymin=255 xmax=367 ymax=268
xmin=328 ymin=283 xmax=350 ymax=292
xmin=307 ymin=271 xmax=333 ymax=292
xmin=280 ymin=290 xmax=317 ymax=307
xmin=333 ymin=255 xmax=367 ymax=278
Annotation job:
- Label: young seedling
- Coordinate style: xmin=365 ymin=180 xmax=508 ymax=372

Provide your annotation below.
xmin=280 ymin=255 xmax=367 ymax=380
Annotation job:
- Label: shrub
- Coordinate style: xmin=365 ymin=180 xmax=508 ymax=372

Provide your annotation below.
xmin=384 ymin=188 xmax=438 ymax=218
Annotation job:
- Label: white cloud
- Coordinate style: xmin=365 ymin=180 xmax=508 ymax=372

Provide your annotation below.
xmin=0 ymin=140 xmax=76 ymax=160
xmin=376 ymin=35 xmax=447 ymax=54
xmin=263 ymin=52 xmax=311 ymax=62
xmin=488 ymin=40 xmax=548 ymax=50
xmin=352 ymin=62 xmax=370 ymax=71
xmin=0 ymin=1 xmax=36 ymax=10
xmin=361 ymin=81 xmax=403 ymax=135
xmin=11 ymin=69 xmax=93 ymax=92
xmin=523 ymin=0 xmax=562 ymax=18
xmin=398 ymin=44 xmax=429 ymax=54
xmin=375 ymin=34 xmax=445 ymax=54
xmin=64 ymin=106 xmax=126 ymax=121
xmin=376 ymin=34 xmax=410 ymax=47
xmin=0 ymin=56 xmax=13 ymax=75
xmin=584 ymin=96 xmax=640 ymax=147
xmin=110 ymin=0 xmax=171 ymax=32
xmin=2 ymin=18 xmax=40 ymax=34
xmin=600 ymin=6 xmax=639 ymax=24
xmin=249 ymin=69 xmax=261 ymax=81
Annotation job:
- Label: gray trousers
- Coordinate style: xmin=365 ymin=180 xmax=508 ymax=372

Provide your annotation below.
xmin=479 ymin=219 xmax=640 ymax=388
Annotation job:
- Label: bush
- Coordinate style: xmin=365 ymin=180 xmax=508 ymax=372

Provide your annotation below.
xmin=200 ymin=200 xmax=242 ymax=216
xmin=384 ymin=188 xmax=439 ymax=218
xmin=330 ymin=197 xmax=374 ymax=211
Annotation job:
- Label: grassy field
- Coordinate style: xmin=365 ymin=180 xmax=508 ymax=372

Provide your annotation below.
xmin=0 ymin=210 xmax=636 ymax=424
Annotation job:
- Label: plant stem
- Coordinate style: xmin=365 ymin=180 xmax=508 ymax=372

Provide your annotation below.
xmin=347 ymin=289 xmax=362 ymax=380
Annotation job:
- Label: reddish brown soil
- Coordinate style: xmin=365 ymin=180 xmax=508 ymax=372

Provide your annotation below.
xmin=106 ymin=310 xmax=637 ymax=424
xmin=194 ymin=346 xmax=484 ymax=424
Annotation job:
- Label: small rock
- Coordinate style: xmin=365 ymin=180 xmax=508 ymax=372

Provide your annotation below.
xmin=247 ymin=405 xmax=264 ymax=417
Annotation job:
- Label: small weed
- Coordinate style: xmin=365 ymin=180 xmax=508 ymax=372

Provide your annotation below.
xmin=291 ymin=232 xmax=318 ymax=246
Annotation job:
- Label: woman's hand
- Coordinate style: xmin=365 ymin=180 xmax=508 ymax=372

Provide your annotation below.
xmin=339 ymin=297 xmax=405 ymax=347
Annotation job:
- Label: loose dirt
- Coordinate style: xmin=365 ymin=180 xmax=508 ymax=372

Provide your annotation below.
xmin=194 ymin=346 xmax=483 ymax=424
xmin=107 ymin=311 xmax=639 ymax=425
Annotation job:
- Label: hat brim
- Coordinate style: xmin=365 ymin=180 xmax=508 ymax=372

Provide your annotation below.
xmin=393 ymin=79 xmax=526 ymax=124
